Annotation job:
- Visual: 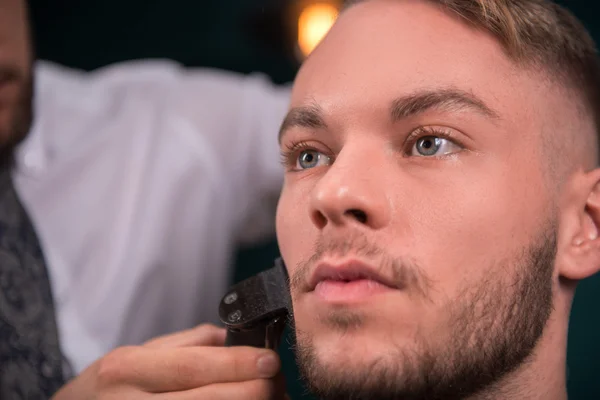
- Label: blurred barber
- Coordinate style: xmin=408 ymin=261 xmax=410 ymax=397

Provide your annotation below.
xmin=0 ymin=0 xmax=289 ymax=397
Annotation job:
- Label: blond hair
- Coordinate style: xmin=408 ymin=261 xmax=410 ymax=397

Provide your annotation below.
xmin=345 ymin=0 xmax=600 ymax=154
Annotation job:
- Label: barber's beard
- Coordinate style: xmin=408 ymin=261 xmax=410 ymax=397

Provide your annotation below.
xmin=0 ymin=66 xmax=33 ymax=167
xmin=291 ymin=227 xmax=556 ymax=400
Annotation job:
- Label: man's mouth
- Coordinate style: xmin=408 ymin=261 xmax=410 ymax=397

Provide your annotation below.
xmin=308 ymin=259 xmax=398 ymax=303
xmin=0 ymin=66 xmax=21 ymax=83
xmin=0 ymin=70 xmax=20 ymax=100
xmin=0 ymin=67 xmax=21 ymax=89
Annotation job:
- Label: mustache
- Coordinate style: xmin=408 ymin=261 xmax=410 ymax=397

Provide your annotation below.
xmin=289 ymin=232 xmax=434 ymax=299
xmin=0 ymin=65 xmax=23 ymax=84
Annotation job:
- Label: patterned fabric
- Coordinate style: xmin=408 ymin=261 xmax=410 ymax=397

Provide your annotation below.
xmin=0 ymin=163 xmax=64 ymax=399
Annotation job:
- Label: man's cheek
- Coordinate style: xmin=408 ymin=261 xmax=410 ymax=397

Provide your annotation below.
xmin=277 ymin=198 xmax=314 ymax=259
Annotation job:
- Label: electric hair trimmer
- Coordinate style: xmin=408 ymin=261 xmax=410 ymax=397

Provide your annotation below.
xmin=219 ymin=258 xmax=292 ymax=349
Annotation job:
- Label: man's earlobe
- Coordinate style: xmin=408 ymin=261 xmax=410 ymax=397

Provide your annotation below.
xmin=559 ymin=169 xmax=600 ymax=281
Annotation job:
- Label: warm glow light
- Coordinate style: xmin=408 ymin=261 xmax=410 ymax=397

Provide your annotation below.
xmin=298 ymin=3 xmax=339 ymax=57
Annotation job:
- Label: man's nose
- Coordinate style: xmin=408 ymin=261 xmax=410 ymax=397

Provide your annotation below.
xmin=309 ymin=144 xmax=392 ymax=231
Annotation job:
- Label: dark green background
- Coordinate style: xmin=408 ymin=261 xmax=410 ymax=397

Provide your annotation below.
xmin=27 ymin=1 xmax=600 ymax=398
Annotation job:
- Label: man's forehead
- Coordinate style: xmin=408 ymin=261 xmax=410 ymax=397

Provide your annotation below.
xmin=289 ymin=0 xmax=538 ymax=123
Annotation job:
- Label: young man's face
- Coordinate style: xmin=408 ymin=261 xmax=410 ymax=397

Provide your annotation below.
xmin=0 ymin=0 xmax=32 ymax=153
xmin=276 ymin=1 xmax=580 ymax=398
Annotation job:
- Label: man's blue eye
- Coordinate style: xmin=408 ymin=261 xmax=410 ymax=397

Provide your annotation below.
xmin=296 ymin=150 xmax=330 ymax=169
xmin=412 ymin=136 xmax=461 ymax=157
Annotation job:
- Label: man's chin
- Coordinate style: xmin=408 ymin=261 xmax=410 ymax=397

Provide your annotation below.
xmin=307 ymin=348 xmax=393 ymax=375
xmin=294 ymin=322 xmax=410 ymax=375
xmin=292 ymin=301 xmax=419 ymax=363
xmin=294 ymin=331 xmax=408 ymax=400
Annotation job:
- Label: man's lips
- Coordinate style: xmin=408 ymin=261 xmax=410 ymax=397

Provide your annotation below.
xmin=308 ymin=259 xmax=398 ymax=291
xmin=0 ymin=70 xmax=19 ymax=87
xmin=0 ymin=67 xmax=21 ymax=83
xmin=305 ymin=259 xmax=399 ymax=303
xmin=0 ymin=70 xmax=20 ymax=98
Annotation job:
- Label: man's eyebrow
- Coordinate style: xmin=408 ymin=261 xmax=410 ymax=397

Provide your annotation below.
xmin=390 ymin=88 xmax=501 ymax=121
xmin=277 ymin=89 xmax=498 ymax=143
xmin=278 ymin=104 xmax=327 ymax=144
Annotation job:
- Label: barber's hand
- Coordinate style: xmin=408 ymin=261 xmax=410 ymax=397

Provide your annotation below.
xmin=51 ymin=324 xmax=286 ymax=399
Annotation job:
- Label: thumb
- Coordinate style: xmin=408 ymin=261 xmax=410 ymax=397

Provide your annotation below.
xmin=143 ymin=324 xmax=227 ymax=348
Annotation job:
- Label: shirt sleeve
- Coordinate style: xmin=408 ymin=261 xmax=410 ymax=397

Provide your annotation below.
xmin=35 ymin=59 xmax=291 ymax=246
xmin=156 ymin=64 xmax=291 ymax=245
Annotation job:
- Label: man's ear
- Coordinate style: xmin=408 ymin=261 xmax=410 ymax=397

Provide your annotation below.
xmin=558 ymin=168 xmax=600 ymax=281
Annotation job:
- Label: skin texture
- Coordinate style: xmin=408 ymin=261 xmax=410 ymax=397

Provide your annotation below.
xmin=276 ymin=0 xmax=600 ymax=399
xmin=0 ymin=0 xmax=33 ymax=159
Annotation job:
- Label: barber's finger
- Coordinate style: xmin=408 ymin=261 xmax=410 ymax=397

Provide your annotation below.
xmin=97 ymin=346 xmax=281 ymax=393
xmin=143 ymin=324 xmax=226 ymax=348
xmin=161 ymin=378 xmax=281 ymax=400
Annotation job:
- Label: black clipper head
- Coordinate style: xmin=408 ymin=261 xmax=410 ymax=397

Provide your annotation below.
xmin=219 ymin=258 xmax=292 ymax=350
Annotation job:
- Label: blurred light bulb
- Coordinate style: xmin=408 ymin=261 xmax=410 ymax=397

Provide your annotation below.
xmin=297 ymin=3 xmax=339 ymax=58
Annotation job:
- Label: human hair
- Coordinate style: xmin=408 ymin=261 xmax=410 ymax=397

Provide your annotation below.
xmin=344 ymin=0 xmax=600 ymax=163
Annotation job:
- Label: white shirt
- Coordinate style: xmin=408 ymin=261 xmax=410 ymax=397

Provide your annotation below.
xmin=11 ymin=60 xmax=291 ymax=376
